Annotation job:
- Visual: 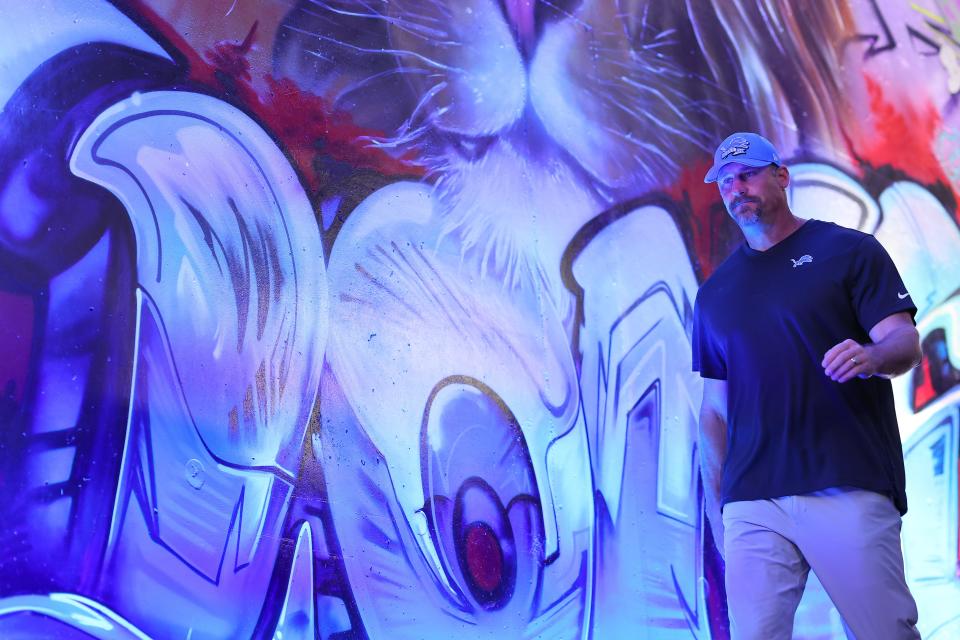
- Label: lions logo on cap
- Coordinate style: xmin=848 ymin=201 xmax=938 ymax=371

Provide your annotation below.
xmin=720 ymin=136 xmax=750 ymax=159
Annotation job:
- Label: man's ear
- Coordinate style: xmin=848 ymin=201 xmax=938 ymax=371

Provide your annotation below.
xmin=777 ymin=164 xmax=790 ymax=189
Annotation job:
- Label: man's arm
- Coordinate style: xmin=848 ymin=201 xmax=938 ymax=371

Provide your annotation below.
xmin=822 ymin=311 xmax=921 ymax=383
xmin=699 ymin=377 xmax=728 ymax=557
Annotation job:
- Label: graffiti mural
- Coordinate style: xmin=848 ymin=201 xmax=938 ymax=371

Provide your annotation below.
xmin=0 ymin=0 xmax=959 ymax=638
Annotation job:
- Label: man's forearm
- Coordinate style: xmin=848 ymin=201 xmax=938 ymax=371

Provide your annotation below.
xmin=866 ymin=324 xmax=921 ymax=378
xmin=698 ymin=405 xmax=727 ymax=545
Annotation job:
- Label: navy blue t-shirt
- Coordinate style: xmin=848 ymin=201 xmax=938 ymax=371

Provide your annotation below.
xmin=692 ymin=220 xmax=917 ymax=514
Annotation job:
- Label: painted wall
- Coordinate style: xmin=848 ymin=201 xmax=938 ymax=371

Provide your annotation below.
xmin=0 ymin=1 xmax=958 ymax=638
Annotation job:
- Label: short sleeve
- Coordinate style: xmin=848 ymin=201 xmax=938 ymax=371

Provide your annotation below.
xmin=850 ymin=235 xmax=918 ymax=332
xmin=692 ymin=290 xmax=727 ymax=380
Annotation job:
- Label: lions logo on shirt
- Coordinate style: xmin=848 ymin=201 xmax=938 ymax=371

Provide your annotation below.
xmin=791 ymin=254 xmax=813 ymax=268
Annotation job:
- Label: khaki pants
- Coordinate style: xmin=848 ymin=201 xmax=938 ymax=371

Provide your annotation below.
xmin=723 ymin=487 xmax=920 ymax=639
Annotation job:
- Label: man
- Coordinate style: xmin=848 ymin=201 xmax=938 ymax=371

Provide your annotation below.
xmin=693 ymin=132 xmax=922 ymax=639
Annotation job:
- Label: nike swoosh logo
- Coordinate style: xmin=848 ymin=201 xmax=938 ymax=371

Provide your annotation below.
xmin=898 ymin=292 xmax=910 ymax=299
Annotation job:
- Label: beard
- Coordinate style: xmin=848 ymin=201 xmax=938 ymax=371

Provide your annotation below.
xmin=727 ymin=197 xmax=763 ymax=226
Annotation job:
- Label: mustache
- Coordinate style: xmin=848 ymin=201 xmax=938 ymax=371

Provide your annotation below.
xmin=731 ymin=196 xmax=759 ymax=209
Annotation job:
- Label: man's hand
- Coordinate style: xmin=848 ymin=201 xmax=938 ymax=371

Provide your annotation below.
xmin=822 ymin=339 xmax=878 ymax=382
xmin=822 ymin=312 xmax=920 ymax=383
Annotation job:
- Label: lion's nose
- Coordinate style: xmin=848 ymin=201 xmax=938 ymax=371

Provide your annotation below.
xmin=502 ymin=0 xmax=536 ymax=54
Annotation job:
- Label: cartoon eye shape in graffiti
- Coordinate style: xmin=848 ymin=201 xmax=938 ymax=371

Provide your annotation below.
xmin=317 ymin=365 xmax=590 ymax=639
xmin=418 ymin=378 xmax=543 ymax=617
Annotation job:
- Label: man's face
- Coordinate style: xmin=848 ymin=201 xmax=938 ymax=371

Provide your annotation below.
xmin=716 ymin=162 xmax=788 ymax=227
